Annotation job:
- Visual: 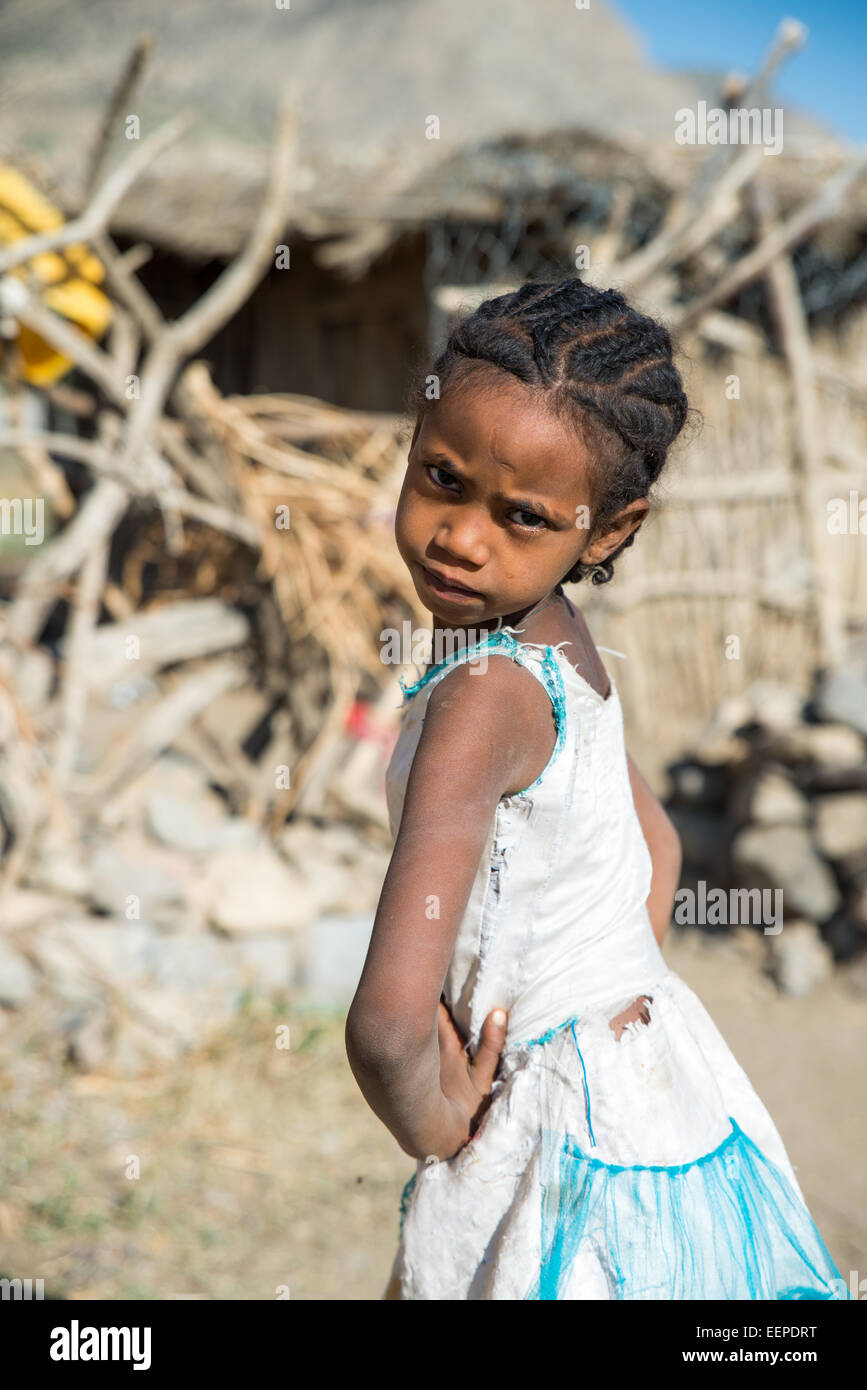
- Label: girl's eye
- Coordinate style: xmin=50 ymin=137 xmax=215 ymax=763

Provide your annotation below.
xmin=509 ymin=508 xmax=547 ymax=531
xmin=422 ymin=465 xmax=546 ymax=530
xmin=425 ymin=463 xmax=461 ymax=492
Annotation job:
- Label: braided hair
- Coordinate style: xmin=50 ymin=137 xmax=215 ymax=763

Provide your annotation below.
xmin=406 ymin=277 xmax=689 ymax=586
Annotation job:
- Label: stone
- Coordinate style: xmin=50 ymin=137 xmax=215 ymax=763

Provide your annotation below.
xmin=729 ymin=767 xmax=809 ymax=827
xmin=767 ymin=920 xmax=833 ymax=998
xmin=26 ymin=924 xmax=103 ymax=1006
xmin=129 ymin=979 xmax=241 ymax=1046
xmin=698 ymin=694 xmax=753 ymax=741
xmin=146 ymin=788 xmax=261 ymax=858
xmin=278 ymin=822 xmax=387 ymax=916
xmin=88 ymin=838 xmax=192 ymax=926
xmin=295 ymin=913 xmax=375 ymax=1006
xmin=233 ymin=935 xmax=297 ymax=993
xmin=140 ymin=754 xmax=265 ymax=861
xmin=0 ymin=938 xmax=38 ymax=1008
xmin=767 ymin=723 xmax=866 ymax=769
xmin=815 ymin=665 xmax=867 ymax=738
xmin=201 ymin=844 xmax=314 ymax=934
xmin=813 ymin=793 xmax=867 ymax=862
xmin=666 ymin=760 xmax=728 ymax=808
xmin=666 ymin=805 xmax=728 ymax=872
xmin=747 ymin=680 xmax=805 ymax=733
xmin=731 ymin=823 xmax=841 ymax=922
xmin=46 ymin=918 xmax=246 ymax=1075
xmin=279 ymin=820 xmax=370 ymax=866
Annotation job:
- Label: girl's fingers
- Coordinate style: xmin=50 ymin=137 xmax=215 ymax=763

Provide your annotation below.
xmin=469 ymin=1007 xmax=508 ymax=1095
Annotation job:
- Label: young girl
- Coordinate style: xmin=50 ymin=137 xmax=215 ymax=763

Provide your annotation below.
xmin=345 ymin=277 xmax=849 ymax=1301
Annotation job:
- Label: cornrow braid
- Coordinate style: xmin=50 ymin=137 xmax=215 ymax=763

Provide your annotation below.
xmin=407 ymin=276 xmax=689 ymax=586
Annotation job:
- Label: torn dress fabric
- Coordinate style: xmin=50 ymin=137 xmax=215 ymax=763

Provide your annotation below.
xmin=382 ymin=628 xmax=850 ymax=1301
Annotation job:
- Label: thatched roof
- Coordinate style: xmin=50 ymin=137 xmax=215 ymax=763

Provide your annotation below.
xmin=0 ymin=0 xmax=853 ymax=262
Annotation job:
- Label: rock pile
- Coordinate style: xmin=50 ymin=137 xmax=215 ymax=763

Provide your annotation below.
xmin=0 ymin=744 xmax=389 ymax=1077
xmin=665 ymin=659 xmax=867 ymax=999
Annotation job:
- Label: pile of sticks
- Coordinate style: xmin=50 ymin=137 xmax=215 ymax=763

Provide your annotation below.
xmin=0 ymin=93 xmax=428 ymax=896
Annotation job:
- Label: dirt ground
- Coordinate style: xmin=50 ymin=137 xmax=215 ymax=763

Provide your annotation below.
xmin=0 ymin=924 xmax=863 ymax=1301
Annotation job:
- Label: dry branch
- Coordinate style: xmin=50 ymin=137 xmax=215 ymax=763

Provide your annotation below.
xmin=747 ymin=179 xmax=844 ymax=668
xmin=619 ymin=18 xmax=806 ymax=293
xmin=123 ymin=94 xmax=297 ymax=474
xmin=84 ymin=33 xmax=154 ymax=199
xmin=675 ymin=150 xmax=867 ymax=331
xmin=81 ymin=657 xmax=248 ymax=807
xmin=0 ymin=114 xmax=192 ymax=275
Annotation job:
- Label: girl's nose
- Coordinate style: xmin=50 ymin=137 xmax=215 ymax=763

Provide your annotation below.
xmin=433 ymin=515 xmax=489 ymax=567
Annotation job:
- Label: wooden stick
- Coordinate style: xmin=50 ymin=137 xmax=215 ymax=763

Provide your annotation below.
xmin=80 ymin=657 xmax=247 ymax=806
xmin=0 ymin=278 xmax=129 ymax=405
xmin=53 ymin=533 xmax=110 ymax=788
xmin=122 ymin=95 xmax=297 ymax=474
xmin=613 ymin=20 xmax=805 ymax=290
xmin=0 ymin=113 xmax=192 ymax=274
xmin=680 ymin=19 xmax=806 ymax=209
xmin=0 ymin=428 xmax=260 ymax=544
xmin=5 ymin=477 xmax=128 ymax=642
xmin=615 ymin=143 xmax=762 ymax=290
xmin=93 ymin=232 xmax=164 ymax=343
xmin=747 ymin=178 xmax=845 ymax=667
xmin=675 ymin=150 xmax=867 ymax=331
xmin=83 ymin=33 xmax=154 ymax=199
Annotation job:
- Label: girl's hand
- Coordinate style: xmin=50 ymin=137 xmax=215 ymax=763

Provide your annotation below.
xmin=432 ymin=1001 xmax=508 ymax=1159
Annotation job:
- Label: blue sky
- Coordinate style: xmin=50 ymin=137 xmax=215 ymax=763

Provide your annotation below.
xmin=611 ymin=1 xmax=866 ymax=143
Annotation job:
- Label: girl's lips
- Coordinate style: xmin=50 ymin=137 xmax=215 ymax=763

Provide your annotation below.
xmin=419 ymin=564 xmax=483 ymax=601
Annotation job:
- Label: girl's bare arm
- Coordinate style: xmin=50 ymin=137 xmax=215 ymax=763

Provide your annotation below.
xmin=627 ymin=753 xmax=682 ymax=948
xmin=345 ymin=657 xmax=555 ymax=1160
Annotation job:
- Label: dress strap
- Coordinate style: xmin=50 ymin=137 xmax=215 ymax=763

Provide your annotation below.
xmin=398 ymin=630 xmax=569 ymax=796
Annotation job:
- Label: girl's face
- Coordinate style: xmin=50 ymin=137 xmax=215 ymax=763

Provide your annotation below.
xmin=395 ymin=371 xmax=647 ymax=628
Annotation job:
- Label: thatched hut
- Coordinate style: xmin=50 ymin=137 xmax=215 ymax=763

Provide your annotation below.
xmin=2 ymin=0 xmax=867 ymax=783
xmin=1 ymin=0 xmax=856 ymax=407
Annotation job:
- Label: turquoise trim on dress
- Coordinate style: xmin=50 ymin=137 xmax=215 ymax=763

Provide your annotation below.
xmin=527 ymin=1116 xmax=853 ymax=1301
xmin=563 ymin=1114 xmax=742 ymax=1175
xmin=397 ymin=629 xmax=568 ymax=797
xmin=509 ymin=1014 xmax=580 ymax=1050
xmin=570 ymin=1018 xmax=597 ymax=1149
xmin=506 ymin=1013 xmax=597 ymax=1147
xmin=399 ymin=1170 xmax=418 ymax=1237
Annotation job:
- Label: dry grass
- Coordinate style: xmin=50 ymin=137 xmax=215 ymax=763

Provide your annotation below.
xmin=0 ymin=998 xmax=409 ymax=1301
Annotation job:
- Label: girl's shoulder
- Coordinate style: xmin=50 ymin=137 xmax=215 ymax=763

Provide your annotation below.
xmin=409 ymin=640 xmax=562 ymax=802
xmin=421 ymin=635 xmax=556 ymax=725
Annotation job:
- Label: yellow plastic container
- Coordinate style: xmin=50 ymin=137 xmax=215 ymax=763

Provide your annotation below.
xmin=0 ymin=165 xmax=113 ymax=386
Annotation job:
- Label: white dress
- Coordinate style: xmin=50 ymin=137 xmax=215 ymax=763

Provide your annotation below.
xmin=383 ymin=627 xmax=849 ymax=1301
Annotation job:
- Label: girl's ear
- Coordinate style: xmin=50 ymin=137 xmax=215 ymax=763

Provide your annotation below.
xmin=583 ymin=499 xmax=649 ymax=565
